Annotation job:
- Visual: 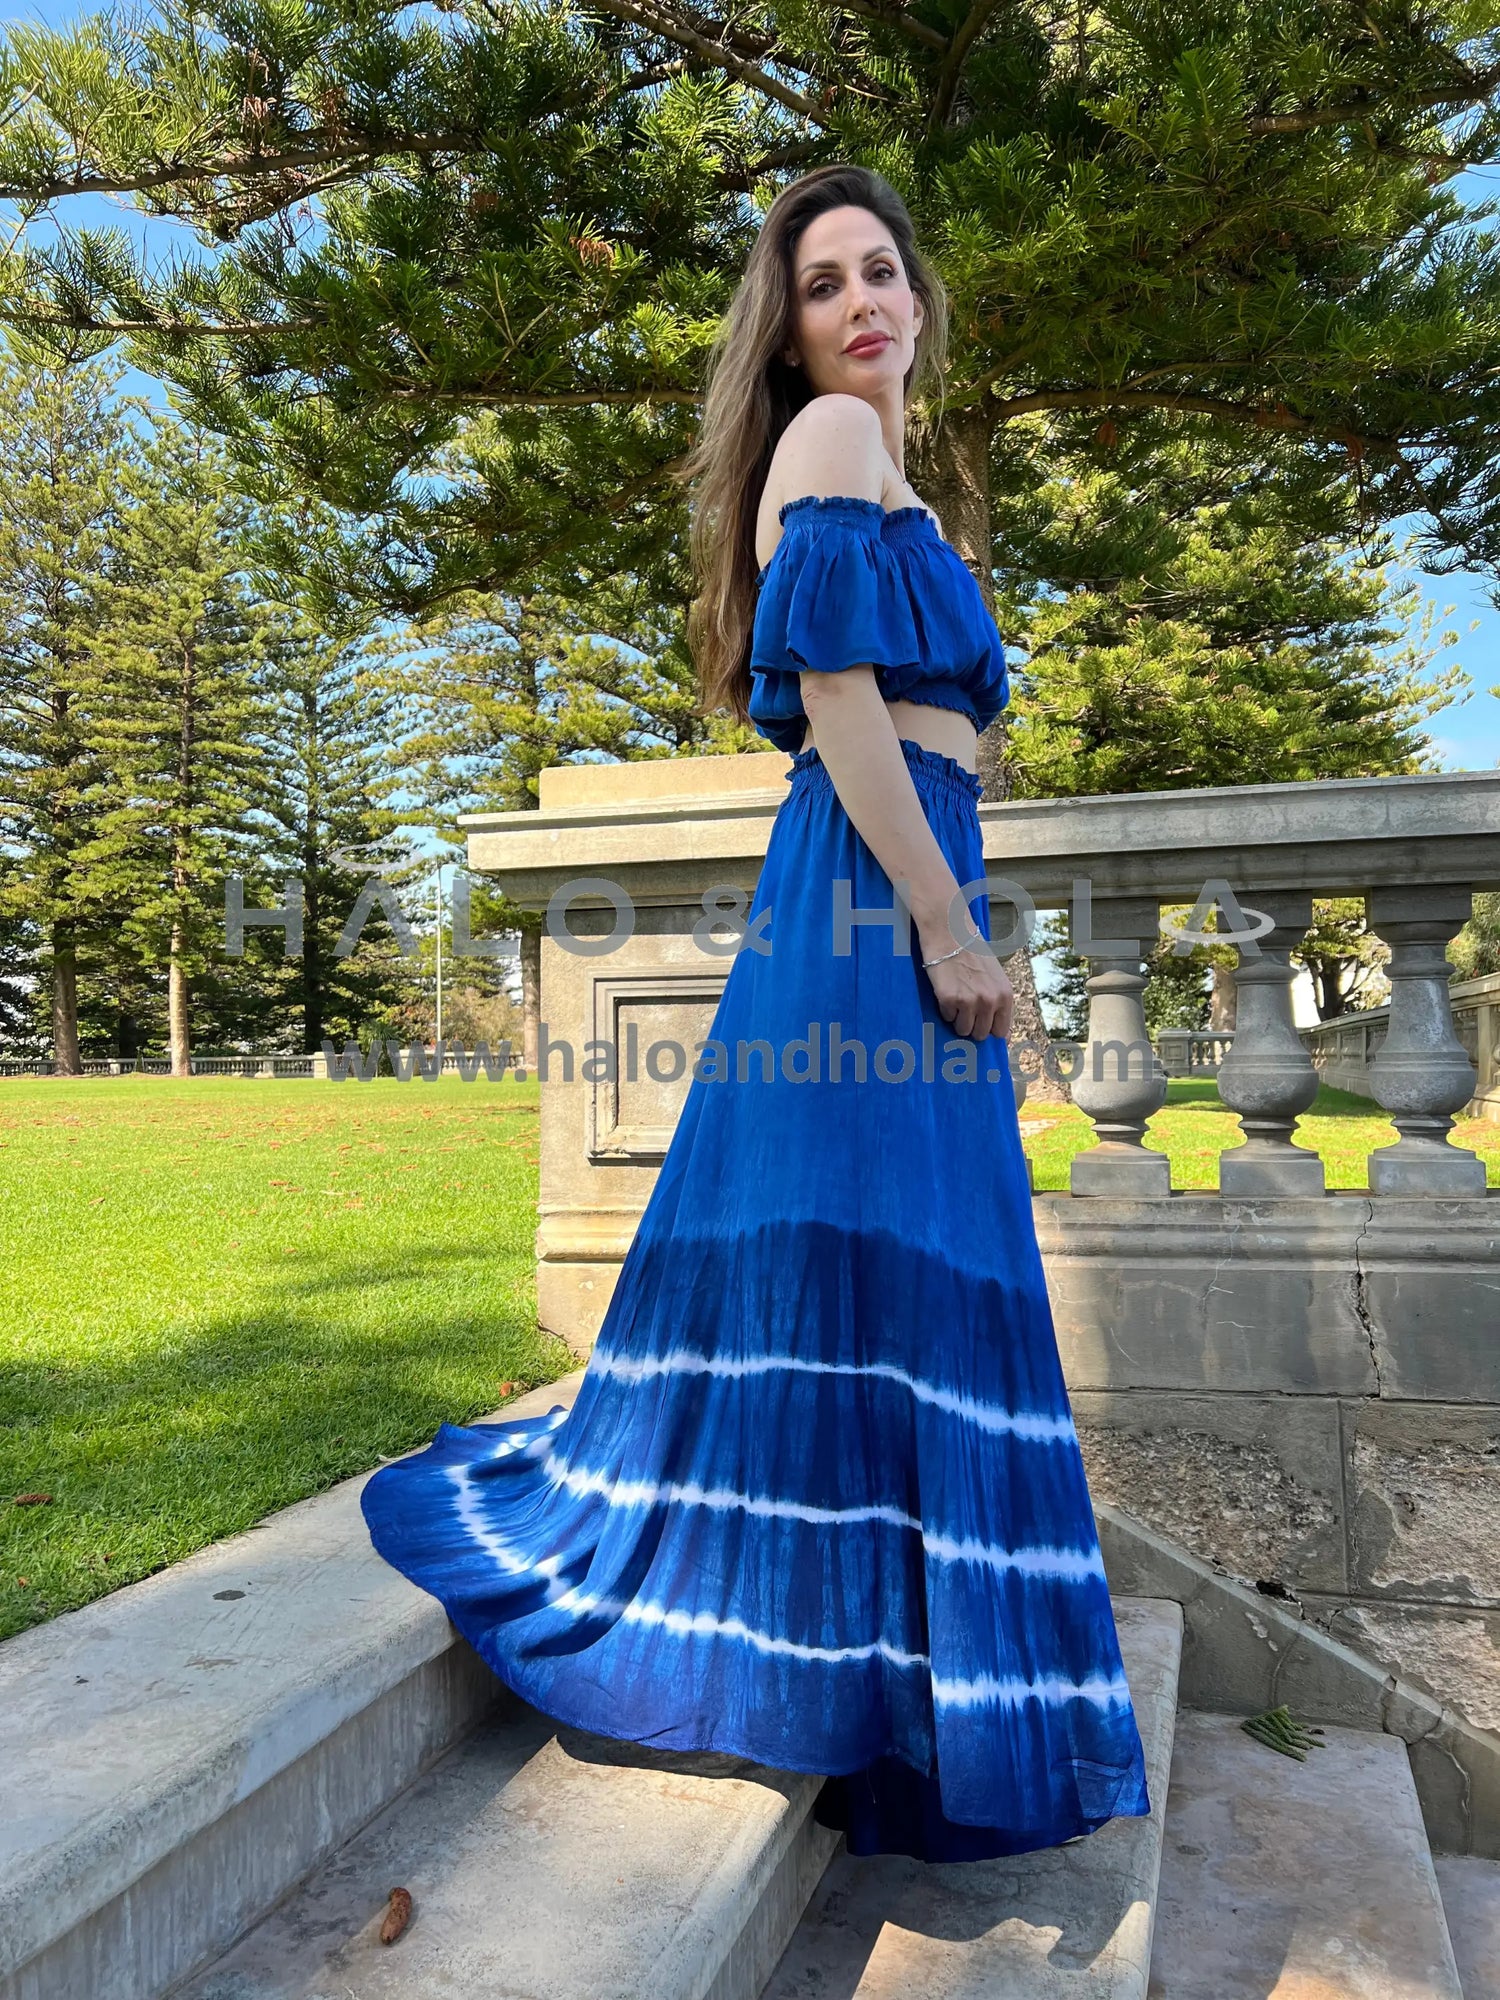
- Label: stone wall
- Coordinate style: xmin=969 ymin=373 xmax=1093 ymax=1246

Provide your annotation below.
xmin=1035 ymin=1193 xmax=1500 ymax=1744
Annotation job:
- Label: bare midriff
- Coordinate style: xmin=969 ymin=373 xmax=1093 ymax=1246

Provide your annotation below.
xmin=796 ymin=697 xmax=979 ymax=774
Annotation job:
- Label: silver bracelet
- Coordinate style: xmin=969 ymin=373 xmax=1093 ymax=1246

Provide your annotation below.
xmin=921 ymin=937 xmax=979 ymax=969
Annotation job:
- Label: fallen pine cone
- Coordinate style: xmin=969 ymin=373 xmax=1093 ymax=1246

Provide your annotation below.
xmin=379 ymin=1886 xmax=412 ymax=1944
xmin=13 ymin=1494 xmax=52 ymax=1506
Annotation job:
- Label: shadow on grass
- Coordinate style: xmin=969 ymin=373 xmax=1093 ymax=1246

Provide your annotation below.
xmin=0 ymin=1253 xmax=576 ymax=1641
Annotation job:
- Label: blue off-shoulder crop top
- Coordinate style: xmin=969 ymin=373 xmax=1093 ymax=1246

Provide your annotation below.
xmin=747 ymin=493 xmax=1009 ymax=755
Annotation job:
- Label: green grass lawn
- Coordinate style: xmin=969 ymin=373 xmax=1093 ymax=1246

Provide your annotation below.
xmin=0 ymin=1076 xmax=571 ymax=1640
xmin=1019 ymin=1076 xmax=1500 ymax=1193
xmin=3 ymin=1070 xmax=1495 ymax=1640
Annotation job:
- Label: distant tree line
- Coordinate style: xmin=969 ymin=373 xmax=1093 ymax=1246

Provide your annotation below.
xmin=1 ymin=2 xmax=1497 ymax=1068
xmin=0 ymin=350 xmax=698 ymax=1071
xmin=0 ymin=336 xmax=1480 ymax=1069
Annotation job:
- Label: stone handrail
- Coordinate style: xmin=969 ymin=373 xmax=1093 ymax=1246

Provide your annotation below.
xmin=1301 ymin=968 xmax=1500 ymax=1125
xmin=1155 ymin=1028 xmax=1235 ymax=1076
xmin=461 ymin=757 xmax=1500 ymax=1205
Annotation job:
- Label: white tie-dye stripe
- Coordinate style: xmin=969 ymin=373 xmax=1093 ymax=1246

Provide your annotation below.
xmin=933 ymin=1669 xmax=1135 ymax=1709
xmin=446 ymin=1442 xmax=1124 ymax=1710
xmin=541 ymin=1452 xmax=1106 ymax=1583
xmin=585 ymin=1347 xmax=1077 ymax=1444
xmin=443 ymin=1411 xmax=571 ymax=1580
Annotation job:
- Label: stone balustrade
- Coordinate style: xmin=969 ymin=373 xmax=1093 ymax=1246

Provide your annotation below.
xmin=463 ymin=758 xmax=1499 ymax=1297
xmin=458 ymin=757 xmax=1500 ymax=1757
xmin=1156 ymin=1028 xmax=1235 ymax=1075
xmin=1302 ymin=967 xmax=1500 ymax=1128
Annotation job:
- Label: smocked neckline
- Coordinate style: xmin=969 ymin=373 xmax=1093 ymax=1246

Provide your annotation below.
xmin=757 ymin=493 xmax=943 ymax=584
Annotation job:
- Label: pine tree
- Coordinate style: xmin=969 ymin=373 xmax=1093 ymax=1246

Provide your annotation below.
xmin=251 ymin=594 xmax=418 ymax=1052
xmin=77 ymin=419 xmax=266 ymax=1073
xmin=1452 ymin=894 xmax=1500 ymax=981
xmin=0 ymin=870 xmax=43 ymax=1056
xmin=0 ymin=3 xmax=1494 ymax=604
xmin=0 ymin=344 xmax=133 ymax=1072
xmin=369 ymin=535 xmax=725 ymax=1051
xmin=1000 ymin=436 xmax=1466 ymax=797
xmin=1297 ymin=900 xmax=1392 ymax=1019
xmin=1 ymin=1 xmax=1495 ymax=1075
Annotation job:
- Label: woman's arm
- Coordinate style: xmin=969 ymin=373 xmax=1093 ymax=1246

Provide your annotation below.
xmin=764 ymin=398 xmax=1014 ymax=1043
xmin=800 ymin=669 xmax=1013 ymax=1043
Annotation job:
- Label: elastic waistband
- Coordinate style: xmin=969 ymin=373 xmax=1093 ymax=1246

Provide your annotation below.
xmin=786 ymin=736 xmax=984 ymax=807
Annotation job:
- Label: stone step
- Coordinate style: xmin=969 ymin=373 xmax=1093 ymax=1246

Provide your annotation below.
xmin=0 ymin=1370 xmax=587 ymax=2000
xmin=177 ymin=1601 xmax=1180 ymax=2000
xmin=1434 ymin=1853 xmax=1500 ymax=1999
xmin=1146 ymin=1707 xmax=1465 ymax=1999
xmin=759 ymin=1597 xmax=1184 ymax=2000
xmin=175 ymin=1704 xmax=839 ymax=2000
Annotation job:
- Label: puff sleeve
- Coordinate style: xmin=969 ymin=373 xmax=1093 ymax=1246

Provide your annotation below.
xmin=745 ymin=493 xmax=1010 ymax=753
xmin=750 ymin=498 xmax=921 ymax=682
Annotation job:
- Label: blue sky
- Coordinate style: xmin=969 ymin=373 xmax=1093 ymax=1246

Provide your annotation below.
xmin=5 ymin=2 xmax=1498 ymax=772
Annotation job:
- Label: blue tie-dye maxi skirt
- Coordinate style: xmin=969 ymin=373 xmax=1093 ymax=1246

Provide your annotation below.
xmin=361 ymin=736 xmax=1152 ymax=1862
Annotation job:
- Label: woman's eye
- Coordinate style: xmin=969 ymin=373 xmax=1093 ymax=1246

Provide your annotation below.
xmin=809 ymin=263 xmax=896 ymax=298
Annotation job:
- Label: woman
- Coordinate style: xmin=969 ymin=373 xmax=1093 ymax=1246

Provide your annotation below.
xmin=361 ymin=163 xmax=1151 ymax=1863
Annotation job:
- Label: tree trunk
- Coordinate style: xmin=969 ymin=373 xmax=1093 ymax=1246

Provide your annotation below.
xmin=1306 ymin=956 xmax=1348 ymax=1021
xmin=169 ymin=920 xmax=190 ymax=1076
xmin=911 ymin=404 xmax=1066 ymax=1100
xmin=172 ymin=643 xmax=196 ymax=1078
xmin=520 ymin=924 xmax=541 ymax=1071
xmin=1209 ymin=960 xmax=1237 ymax=1032
xmin=302 ymin=848 xmax=324 ymax=1054
xmin=51 ymin=927 xmax=81 ymax=1075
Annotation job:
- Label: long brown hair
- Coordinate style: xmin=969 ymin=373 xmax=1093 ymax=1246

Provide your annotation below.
xmin=671 ymin=165 xmax=949 ymax=734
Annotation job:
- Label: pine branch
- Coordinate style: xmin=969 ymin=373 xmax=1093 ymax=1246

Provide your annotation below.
xmin=0 ymin=133 xmax=486 ymax=205
xmin=986 ymin=382 xmax=1399 ymax=455
xmin=576 ymin=0 xmax=828 ymax=120
xmin=384 ymin=382 xmax=699 ymax=404
xmin=836 ymin=0 xmax=947 ymax=53
xmin=928 ymin=0 xmax=1004 ymax=130
xmin=1246 ymin=68 xmax=1500 ymax=135
xmin=0 ymin=303 xmax=319 ymax=336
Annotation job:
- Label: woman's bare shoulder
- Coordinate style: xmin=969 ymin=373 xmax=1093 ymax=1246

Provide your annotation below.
xmin=756 ymin=397 xmax=887 ymax=570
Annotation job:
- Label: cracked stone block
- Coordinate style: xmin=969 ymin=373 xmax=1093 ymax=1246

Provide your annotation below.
xmin=1350 ymin=1403 xmax=1500 ymax=1606
xmin=1072 ymin=1391 xmax=1345 ymax=1593
xmin=1033 ymin=1196 xmax=1376 ymax=1396
xmin=1303 ymin=1597 xmax=1500 ymax=1738
xmin=1357 ymin=1202 xmax=1500 ymax=1402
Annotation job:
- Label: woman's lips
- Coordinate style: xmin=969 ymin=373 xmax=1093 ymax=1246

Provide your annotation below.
xmin=845 ymin=335 xmax=891 ymax=356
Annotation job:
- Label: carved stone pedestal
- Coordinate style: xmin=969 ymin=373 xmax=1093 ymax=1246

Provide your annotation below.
xmin=1217 ymin=892 xmax=1325 ymax=1196
xmin=1366 ymin=889 xmax=1486 ymax=1197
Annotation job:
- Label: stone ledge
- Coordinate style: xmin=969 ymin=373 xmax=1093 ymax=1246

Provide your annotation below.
xmin=1030 ymin=1193 xmax=1500 ymax=1399
xmin=0 ymin=1369 xmax=587 ymax=2000
xmin=1095 ymin=1499 xmax=1500 ymax=1858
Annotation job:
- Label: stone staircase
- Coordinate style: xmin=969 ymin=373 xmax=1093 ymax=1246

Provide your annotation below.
xmin=2 ymin=1373 xmax=1494 ymax=2000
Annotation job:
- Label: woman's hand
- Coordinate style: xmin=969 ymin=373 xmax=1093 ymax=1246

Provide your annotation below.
xmin=919 ymin=924 xmax=1014 ymax=1043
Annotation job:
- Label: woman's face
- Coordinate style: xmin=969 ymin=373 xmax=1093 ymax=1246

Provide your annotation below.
xmin=782 ymin=204 xmax=923 ymax=401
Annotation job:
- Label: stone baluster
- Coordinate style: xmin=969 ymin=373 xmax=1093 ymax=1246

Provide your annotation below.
xmin=1156 ymin=1027 xmax=1191 ymax=1077
xmin=1216 ymin=891 xmax=1325 ymax=1196
xmin=1069 ymin=894 xmax=1170 ymax=1196
xmin=1364 ymin=887 xmax=1486 ymax=1196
